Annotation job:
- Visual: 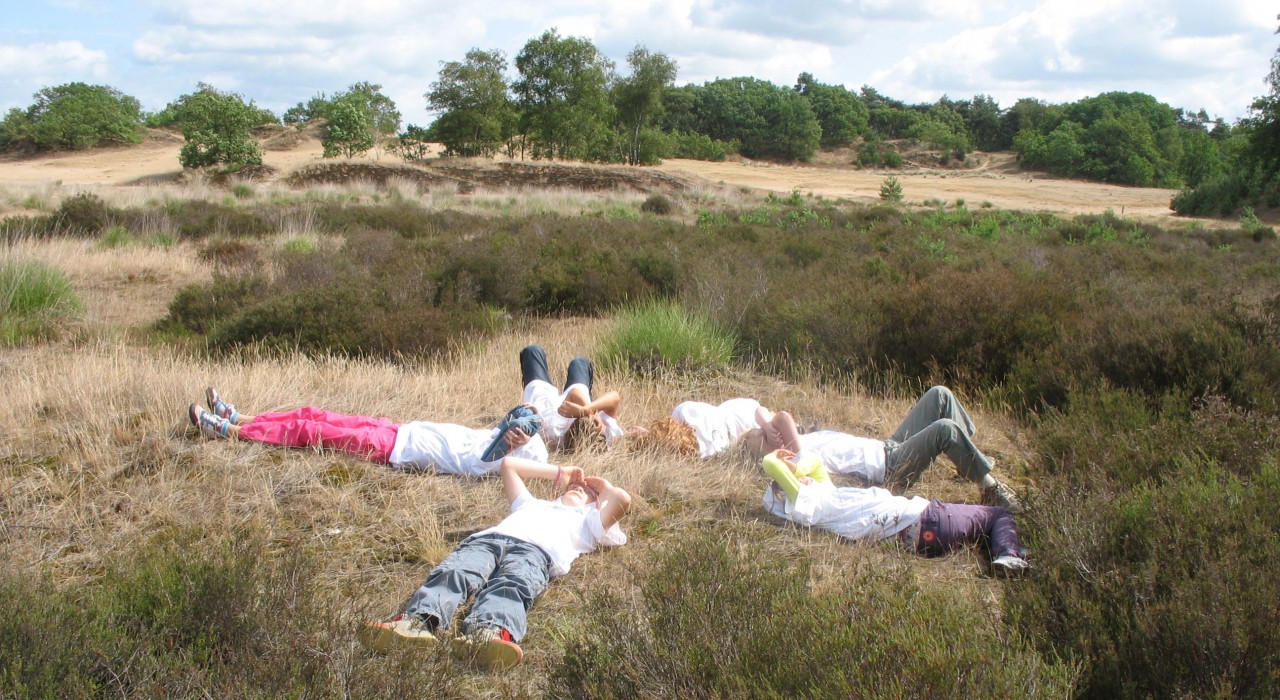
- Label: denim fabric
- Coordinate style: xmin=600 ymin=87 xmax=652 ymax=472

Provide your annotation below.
xmin=403 ymin=533 xmax=552 ymax=642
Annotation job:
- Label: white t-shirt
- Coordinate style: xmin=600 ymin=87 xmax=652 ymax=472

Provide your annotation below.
xmin=388 ymin=421 xmax=548 ymax=477
xmin=796 ymin=430 xmax=887 ymax=484
xmin=671 ymin=398 xmax=762 ymax=458
xmin=521 ymin=379 xmax=624 ymax=448
xmin=479 ymin=491 xmax=628 ymax=576
xmin=762 ymin=480 xmax=929 ymax=542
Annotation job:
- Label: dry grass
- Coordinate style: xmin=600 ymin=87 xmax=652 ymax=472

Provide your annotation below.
xmin=0 ymin=235 xmax=1035 ymax=693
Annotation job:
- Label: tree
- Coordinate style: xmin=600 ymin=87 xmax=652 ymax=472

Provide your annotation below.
xmin=0 ymin=82 xmax=143 ymax=151
xmin=1246 ymin=15 xmax=1280 ymax=179
xmin=513 ymin=28 xmax=615 ymax=160
xmin=956 ymin=95 xmax=1007 ymax=151
xmin=795 ymin=73 xmax=868 ymax=148
xmin=695 ymin=77 xmax=820 ymax=161
xmin=164 ymin=84 xmax=270 ymax=170
xmin=322 ymin=98 xmax=376 ymax=158
xmin=426 ymin=48 xmax=517 ymax=157
xmin=613 ymin=45 xmax=678 ymax=165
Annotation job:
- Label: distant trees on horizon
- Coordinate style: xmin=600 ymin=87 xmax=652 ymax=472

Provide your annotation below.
xmin=3 ymin=22 xmax=1279 ymax=216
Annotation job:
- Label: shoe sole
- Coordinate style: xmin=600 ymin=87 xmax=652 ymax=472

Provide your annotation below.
xmin=358 ymin=621 xmax=436 ymax=654
xmin=450 ymin=636 xmax=523 ymax=670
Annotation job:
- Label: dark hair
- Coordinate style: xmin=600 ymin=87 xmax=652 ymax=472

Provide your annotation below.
xmin=561 ymin=415 xmax=607 ymax=453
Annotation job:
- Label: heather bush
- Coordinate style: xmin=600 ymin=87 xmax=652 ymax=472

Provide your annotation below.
xmin=0 ymin=531 xmax=468 ymax=698
xmin=1009 ymin=390 xmax=1280 ymax=699
xmin=550 ymin=528 xmax=1077 ymax=698
xmin=640 ymin=193 xmax=674 ymax=215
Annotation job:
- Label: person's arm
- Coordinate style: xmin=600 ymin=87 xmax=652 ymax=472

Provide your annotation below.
xmin=762 ymin=449 xmax=803 ymax=501
xmin=583 ymin=475 xmax=632 ymax=530
xmin=499 ymin=456 xmax=583 ymax=505
xmin=559 ymin=389 xmax=622 ymax=419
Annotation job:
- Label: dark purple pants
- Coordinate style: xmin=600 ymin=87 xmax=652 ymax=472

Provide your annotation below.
xmin=914 ymin=500 xmax=1024 ymax=560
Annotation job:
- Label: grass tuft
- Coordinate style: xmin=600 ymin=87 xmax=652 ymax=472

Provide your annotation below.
xmin=598 ymin=299 xmax=737 ymax=376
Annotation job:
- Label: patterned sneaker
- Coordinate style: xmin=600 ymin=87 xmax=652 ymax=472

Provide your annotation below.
xmin=991 ymin=554 xmax=1031 ymax=577
xmin=189 ymin=403 xmax=229 ymax=439
xmin=451 ymin=625 xmax=523 ymax=670
xmin=205 ymin=386 xmax=239 ymax=422
xmin=982 ymin=479 xmax=1024 ymax=514
xmin=358 ymin=614 xmax=438 ymax=654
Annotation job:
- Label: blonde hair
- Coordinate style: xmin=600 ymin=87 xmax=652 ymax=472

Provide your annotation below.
xmin=630 ymin=417 xmax=698 ymax=456
xmin=560 ymin=415 xmax=608 ymax=454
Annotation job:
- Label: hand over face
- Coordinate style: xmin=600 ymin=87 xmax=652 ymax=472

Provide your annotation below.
xmin=558 ymin=400 xmax=587 ymax=418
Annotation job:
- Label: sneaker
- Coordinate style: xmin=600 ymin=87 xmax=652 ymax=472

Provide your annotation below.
xmin=452 ymin=626 xmax=523 ymax=670
xmin=991 ymin=554 xmax=1030 ymax=576
xmin=358 ymin=614 xmax=437 ymax=654
xmin=189 ymin=403 xmax=229 ymax=439
xmin=982 ymin=479 xmax=1024 ymax=514
xmin=205 ymin=386 xmax=239 ymax=422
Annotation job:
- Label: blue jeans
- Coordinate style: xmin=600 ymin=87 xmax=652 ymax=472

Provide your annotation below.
xmin=882 ymin=386 xmax=993 ymax=487
xmin=520 ymin=344 xmax=594 ymax=391
xmin=403 ymin=533 xmax=552 ymax=642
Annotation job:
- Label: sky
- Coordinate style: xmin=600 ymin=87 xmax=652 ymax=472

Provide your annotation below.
xmin=3 ymin=0 xmax=1277 ymax=131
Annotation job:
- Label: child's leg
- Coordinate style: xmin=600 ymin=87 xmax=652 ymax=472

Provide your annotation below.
xmin=564 ymin=355 xmax=594 ymax=392
xmin=464 ymin=539 xmax=552 ymax=642
xmin=519 ymin=345 xmax=553 ymax=388
xmin=237 ymin=407 xmax=400 ymax=462
xmin=889 ymin=386 xmax=978 ymax=443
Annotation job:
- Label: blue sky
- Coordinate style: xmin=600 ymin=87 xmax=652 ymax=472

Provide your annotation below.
xmin=3 ymin=0 xmax=1276 ymax=131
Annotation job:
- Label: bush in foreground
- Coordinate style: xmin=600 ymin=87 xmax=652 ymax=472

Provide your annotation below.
xmin=597 ymin=299 xmax=737 ymax=376
xmin=550 ymin=528 xmax=1077 ymax=697
xmin=0 ymin=259 xmax=81 ymax=344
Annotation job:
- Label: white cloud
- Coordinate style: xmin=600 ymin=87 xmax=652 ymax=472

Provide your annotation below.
xmin=0 ymin=41 xmax=110 ymax=107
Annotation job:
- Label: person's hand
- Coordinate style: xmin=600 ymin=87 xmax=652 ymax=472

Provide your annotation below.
xmin=560 ymin=465 xmax=586 ymax=487
xmin=799 ymin=476 xmax=814 ymax=485
xmin=775 ymin=448 xmax=797 ymax=461
xmin=558 ymin=400 xmax=588 ymax=418
xmin=523 ymin=402 xmax=540 ymax=414
xmin=584 ymin=475 xmax=612 ymax=494
xmin=504 ymin=427 xmax=530 ymax=448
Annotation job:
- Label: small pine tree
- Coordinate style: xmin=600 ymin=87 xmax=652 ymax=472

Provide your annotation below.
xmin=880 ymin=175 xmax=903 ymax=202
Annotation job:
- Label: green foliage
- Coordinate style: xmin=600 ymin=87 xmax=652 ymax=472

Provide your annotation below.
xmin=165 ymin=84 xmax=269 ymax=171
xmin=427 ymin=49 xmax=517 ymax=158
xmin=514 ymin=28 xmax=616 ymax=161
xmin=796 ymin=72 xmax=869 ymax=148
xmin=666 ymin=130 xmax=730 ymax=161
xmin=52 ymin=192 xmax=116 ymax=236
xmin=597 ymin=299 xmax=736 ymax=375
xmin=0 ymin=259 xmax=81 ymax=344
xmin=693 ymin=77 xmax=821 ymax=161
xmin=549 ymin=528 xmax=1076 ymax=698
xmin=389 ymin=124 xmax=435 ymax=162
xmin=1010 ymin=392 xmax=1280 ymax=699
xmin=322 ymin=98 xmax=376 ymax=158
xmin=640 ymin=193 xmax=674 ymax=215
xmin=0 ymin=532 xmax=465 ymax=698
xmin=880 ymin=175 xmax=903 ymax=201
xmin=1170 ymin=169 xmax=1264 ymax=217
xmin=0 ymin=82 xmax=143 ymax=151
xmin=614 ymin=45 xmax=679 ymax=165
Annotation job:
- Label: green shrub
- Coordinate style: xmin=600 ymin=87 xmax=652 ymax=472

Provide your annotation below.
xmin=0 ymin=532 xmax=465 ymax=698
xmin=0 ymin=259 xmax=81 ymax=344
xmin=53 ymin=192 xmax=115 ymax=236
xmin=282 ymin=237 xmax=316 ymax=254
xmin=880 ymin=176 xmax=903 ymax=202
xmin=231 ymin=182 xmax=255 ymax=200
xmin=98 ymin=224 xmax=133 ymax=248
xmin=550 ymin=528 xmax=1076 ymax=698
xmin=597 ymin=299 xmax=737 ymax=375
xmin=1011 ymin=392 xmax=1280 ymax=698
xmin=640 ymin=193 xmax=674 ymax=215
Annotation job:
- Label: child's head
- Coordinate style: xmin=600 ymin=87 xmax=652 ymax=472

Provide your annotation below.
xmin=629 ymin=417 xmax=698 ymax=456
xmin=560 ymin=414 xmax=608 ymax=454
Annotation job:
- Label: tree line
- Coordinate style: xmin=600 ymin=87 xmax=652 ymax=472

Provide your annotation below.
xmin=3 ymin=24 xmax=1280 ymax=216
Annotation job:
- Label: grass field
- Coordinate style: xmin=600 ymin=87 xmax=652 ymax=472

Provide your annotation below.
xmin=3 ymin=172 xmax=1277 ymax=698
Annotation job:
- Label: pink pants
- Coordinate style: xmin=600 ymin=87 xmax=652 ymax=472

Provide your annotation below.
xmin=238 ymin=407 xmax=400 ymax=463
